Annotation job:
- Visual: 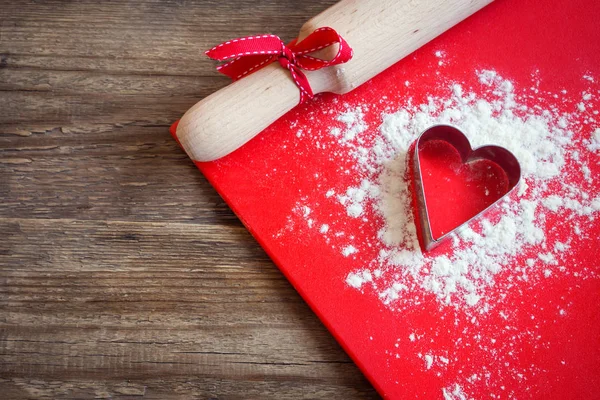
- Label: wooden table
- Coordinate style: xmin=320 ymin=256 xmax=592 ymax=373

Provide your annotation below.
xmin=0 ymin=1 xmax=379 ymax=398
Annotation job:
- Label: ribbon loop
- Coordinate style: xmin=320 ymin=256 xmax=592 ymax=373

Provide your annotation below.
xmin=205 ymin=27 xmax=353 ymax=104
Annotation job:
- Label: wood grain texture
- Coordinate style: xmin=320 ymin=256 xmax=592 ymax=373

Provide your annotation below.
xmin=0 ymin=1 xmax=379 ymax=398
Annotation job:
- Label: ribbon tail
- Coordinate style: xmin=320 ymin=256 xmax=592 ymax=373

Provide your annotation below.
xmin=279 ymin=61 xmax=313 ymax=103
xmin=291 ymin=68 xmax=313 ymax=103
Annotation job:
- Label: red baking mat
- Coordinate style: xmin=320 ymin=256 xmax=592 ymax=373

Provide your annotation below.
xmin=172 ymin=0 xmax=600 ymax=398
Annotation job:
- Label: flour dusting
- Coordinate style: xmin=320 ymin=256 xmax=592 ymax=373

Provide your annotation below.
xmin=443 ymin=384 xmax=470 ymax=400
xmin=282 ymin=61 xmax=599 ymax=397
xmin=302 ymin=69 xmax=599 ymax=309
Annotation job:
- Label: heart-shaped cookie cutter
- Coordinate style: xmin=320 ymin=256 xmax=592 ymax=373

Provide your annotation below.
xmin=412 ymin=125 xmax=521 ymax=252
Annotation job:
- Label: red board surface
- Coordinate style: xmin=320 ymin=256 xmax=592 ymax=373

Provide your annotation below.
xmin=174 ymin=0 xmax=600 ymax=398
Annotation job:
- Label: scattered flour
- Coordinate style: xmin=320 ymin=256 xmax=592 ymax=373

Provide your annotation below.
xmin=443 ymin=384 xmax=470 ymax=400
xmin=322 ymin=69 xmax=600 ymax=308
xmin=284 ymin=65 xmax=599 ymax=397
xmin=334 ymin=107 xmax=368 ymax=143
xmin=588 ymin=128 xmax=600 ymax=151
xmin=346 ymin=270 xmax=372 ymax=288
xmin=424 ymin=354 xmax=434 ymax=369
xmin=342 ymin=245 xmax=358 ymax=257
xmin=289 ymin=69 xmax=598 ymax=310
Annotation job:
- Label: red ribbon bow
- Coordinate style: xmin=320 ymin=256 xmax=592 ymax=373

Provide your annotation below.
xmin=206 ymin=27 xmax=353 ymax=103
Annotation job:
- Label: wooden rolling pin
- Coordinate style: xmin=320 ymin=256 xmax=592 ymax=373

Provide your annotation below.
xmin=176 ymin=0 xmax=493 ymax=162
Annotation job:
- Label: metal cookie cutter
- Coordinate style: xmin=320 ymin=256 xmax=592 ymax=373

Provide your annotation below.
xmin=412 ymin=125 xmax=521 ymax=252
